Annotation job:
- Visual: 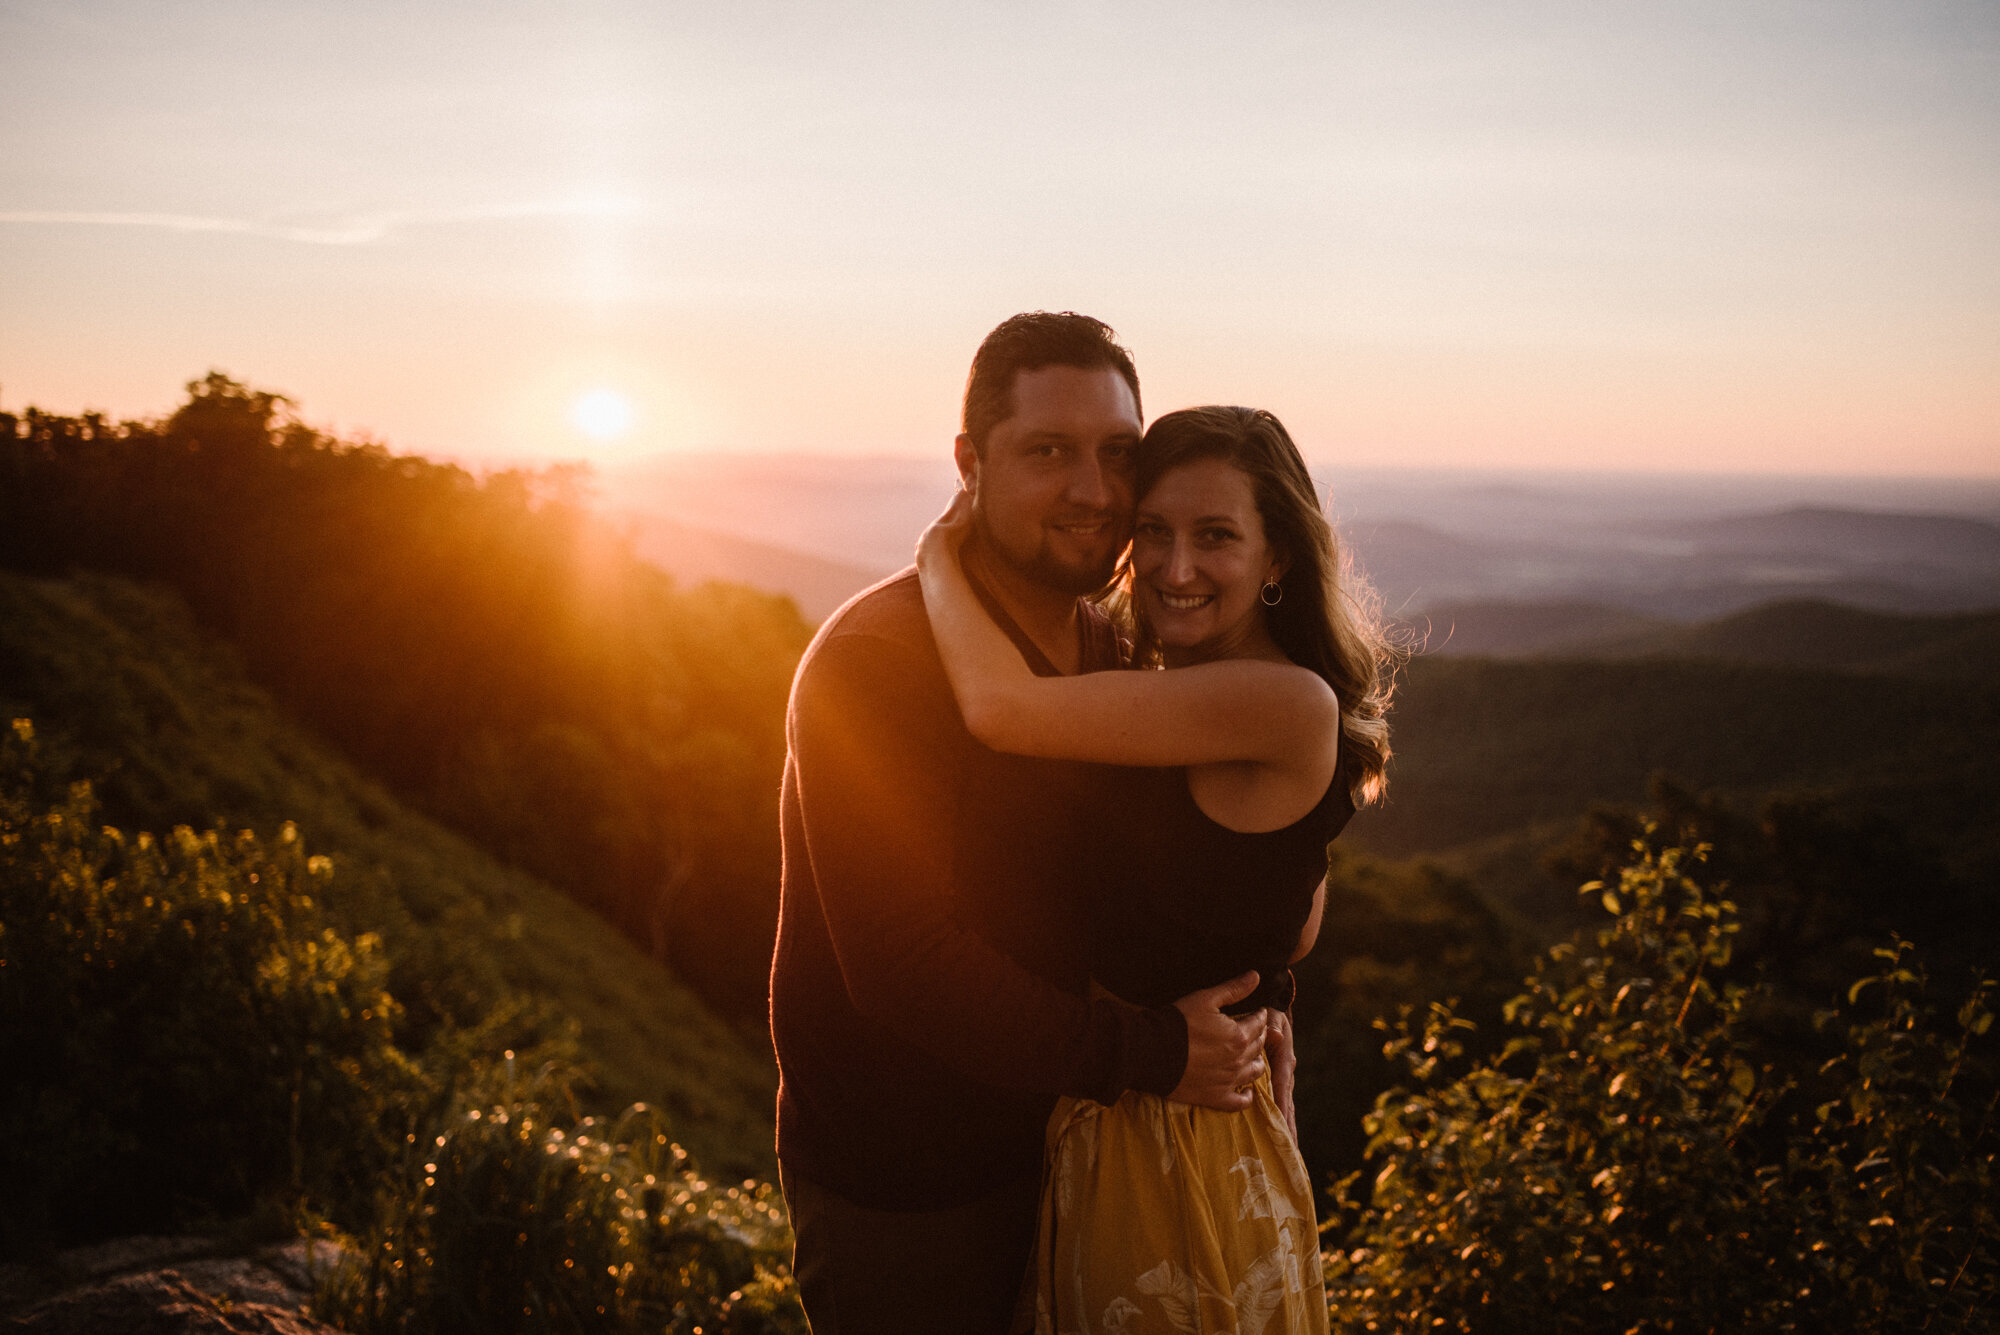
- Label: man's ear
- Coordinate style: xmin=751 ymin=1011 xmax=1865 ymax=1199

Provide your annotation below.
xmin=953 ymin=433 xmax=979 ymax=497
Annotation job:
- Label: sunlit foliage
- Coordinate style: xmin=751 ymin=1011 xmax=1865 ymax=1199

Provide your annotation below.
xmin=1294 ymin=763 xmax=2000 ymax=1192
xmin=0 ymin=377 xmax=811 ymax=1021
xmin=1547 ymin=777 xmax=1992 ymax=1012
xmin=0 ymin=718 xmax=420 ymax=1248
xmin=323 ymin=1069 xmax=803 ymax=1335
xmin=1322 ymin=843 xmax=1996 ymax=1332
xmin=1 ymin=715 xmax=800 ymax=1326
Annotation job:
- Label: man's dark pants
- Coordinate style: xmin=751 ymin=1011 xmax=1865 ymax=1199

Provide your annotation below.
xmin=780 ymin=1165 xmax=1042 ymax=1335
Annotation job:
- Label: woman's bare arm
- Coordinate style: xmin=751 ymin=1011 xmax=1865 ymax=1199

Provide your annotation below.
xmin=917 ymin=494 xmax=1339 ymax=772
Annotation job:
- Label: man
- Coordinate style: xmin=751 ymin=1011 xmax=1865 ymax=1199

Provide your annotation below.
xmin=770 ymin=312 xmax=1273 ymax=1334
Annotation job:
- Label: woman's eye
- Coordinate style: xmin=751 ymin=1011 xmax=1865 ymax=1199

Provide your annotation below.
xmin=1201 ymin=528 xmax=1238 ymax=544
xmin=1133 ymin=523 xmax=1169 ymax=540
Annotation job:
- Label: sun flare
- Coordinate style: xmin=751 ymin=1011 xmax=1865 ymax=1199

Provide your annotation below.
xmin=572 ymin=389 xmax=634 ymax=442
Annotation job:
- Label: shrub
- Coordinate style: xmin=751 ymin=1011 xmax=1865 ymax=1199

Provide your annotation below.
xmin=2 ymin=714 xmax=802 ymax=1326
xmin=1322 ymin=842 xmax=1996 ymax=1333
xmin=1783 ymin=941 xmax=1997 ymax=1324
xmin=321 ymin=1064 xmax=803 ymax=1335
xmin=0 ymin=718 xmax=420 ymax=1251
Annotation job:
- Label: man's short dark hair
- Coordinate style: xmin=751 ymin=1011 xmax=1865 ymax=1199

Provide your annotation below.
xmin=961 ymin=312 xmax=1142 ymax=453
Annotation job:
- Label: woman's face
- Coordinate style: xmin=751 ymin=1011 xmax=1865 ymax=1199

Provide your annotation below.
xmin=1130 ymin=456 xmax=1283 ymax=663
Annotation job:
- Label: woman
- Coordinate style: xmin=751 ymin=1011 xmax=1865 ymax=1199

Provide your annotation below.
xmin=917 ymin=405 xmax=1393 ymax=1335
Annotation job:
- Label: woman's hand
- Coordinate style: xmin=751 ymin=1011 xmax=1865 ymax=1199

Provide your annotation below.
xmin=916 ymin=486 xmax=976 ymax=574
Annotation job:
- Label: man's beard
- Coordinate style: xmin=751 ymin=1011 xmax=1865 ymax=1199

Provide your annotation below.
xmin=975 ymin=510 xmax=1122 ymax=598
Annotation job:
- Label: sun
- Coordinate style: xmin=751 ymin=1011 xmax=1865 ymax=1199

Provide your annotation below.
xmin=571 ymin=388 xmax=634 ymax=442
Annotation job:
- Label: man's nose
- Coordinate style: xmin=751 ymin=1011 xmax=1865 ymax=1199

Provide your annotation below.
xmin=1064 ymin=456 xmax=1115 ymax=511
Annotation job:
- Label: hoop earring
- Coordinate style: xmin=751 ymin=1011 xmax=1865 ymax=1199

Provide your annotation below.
xmin=1260 ymin=580 xmax=1283 ymax=606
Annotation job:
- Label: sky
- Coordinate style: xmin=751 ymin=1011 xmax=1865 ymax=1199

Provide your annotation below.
xmin=2 ymin=0 xmax=1997 ymax=474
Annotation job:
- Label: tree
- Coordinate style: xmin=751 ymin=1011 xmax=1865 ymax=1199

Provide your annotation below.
xmin=0 ymin=378 xmax=812 ymax=1023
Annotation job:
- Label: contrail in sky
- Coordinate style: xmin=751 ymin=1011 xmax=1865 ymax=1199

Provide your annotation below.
xmin=0 ymin=199 xmax=645 ymax=246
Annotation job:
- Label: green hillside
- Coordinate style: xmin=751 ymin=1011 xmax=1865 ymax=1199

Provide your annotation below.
xmin=0 ymin=569 xmax=777 ymax=1177
xmin=1354 ymin=653 xmax=2000 ymax=884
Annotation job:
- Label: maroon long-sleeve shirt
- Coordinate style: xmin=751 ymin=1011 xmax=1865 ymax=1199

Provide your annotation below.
xmin=769 ymin=569 xmax=1188 ymax=1209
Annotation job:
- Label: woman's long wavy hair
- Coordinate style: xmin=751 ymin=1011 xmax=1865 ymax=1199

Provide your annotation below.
xmin=1117 ymin=405 xmax=1397 ymax=805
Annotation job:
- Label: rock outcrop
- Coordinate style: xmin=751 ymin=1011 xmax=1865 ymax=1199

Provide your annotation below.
xmin=2 ymin=1237 xmax=348 ymax=1334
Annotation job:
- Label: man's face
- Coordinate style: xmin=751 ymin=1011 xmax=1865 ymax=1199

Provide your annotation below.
xmin=955 ymin=365 xmax=1141 ymax=596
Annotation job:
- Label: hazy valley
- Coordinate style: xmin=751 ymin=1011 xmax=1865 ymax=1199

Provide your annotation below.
xmin=606 ymin=452 xmax=2000 ymax=626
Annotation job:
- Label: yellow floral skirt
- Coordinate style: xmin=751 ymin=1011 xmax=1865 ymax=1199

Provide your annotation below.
xmin=1021 ymin=1070 xmax=1330 ymax=1335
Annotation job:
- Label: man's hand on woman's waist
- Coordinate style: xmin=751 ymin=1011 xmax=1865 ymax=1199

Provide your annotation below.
xmin=1168 ymin=971 xmax=1268 ymax=1111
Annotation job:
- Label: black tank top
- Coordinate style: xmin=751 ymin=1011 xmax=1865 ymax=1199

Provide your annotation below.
xmin=1089 ymin=761 xmax=1355 ymax=1015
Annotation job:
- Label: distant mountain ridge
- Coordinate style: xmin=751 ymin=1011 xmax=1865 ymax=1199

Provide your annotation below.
xmin=1406 ymin=596 xmax=2000 ymax=680
xmin=1654 ymin=506 xmax=2000 ymax=568
xmin=1582 ymin=599 xmax=2000 ymax=678
xmin=602 ymin=454 xmax=2000 ymax=623
xmin=622 ymin=512 xmax=890 ymax=623
xmin=1348 ymin=509 xmax=2000 ymax=620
